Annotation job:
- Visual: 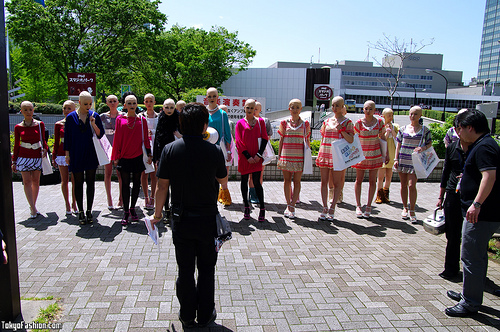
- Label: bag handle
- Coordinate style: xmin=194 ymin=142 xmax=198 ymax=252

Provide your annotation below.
xmin=38 ymin=121 xmax=44 ymax=158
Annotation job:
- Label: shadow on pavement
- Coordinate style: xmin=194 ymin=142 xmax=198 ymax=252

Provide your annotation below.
xmin=18 ymin=212 xmax=58 ymax=231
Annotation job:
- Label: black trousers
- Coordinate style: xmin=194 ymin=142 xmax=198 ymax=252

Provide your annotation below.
xmin=172 ymin=215 xmax=218 ymax=323
xmin=444 ymin=191 xmax=463 ymax=275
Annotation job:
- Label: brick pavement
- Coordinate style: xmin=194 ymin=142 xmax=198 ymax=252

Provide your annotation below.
xmin=11 ymin=180 xmax=500 ymax=331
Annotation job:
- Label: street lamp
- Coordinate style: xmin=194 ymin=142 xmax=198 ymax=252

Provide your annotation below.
xmin=401 ymin=81 xmax=417 ymax=106
xmin=426 ymin=69 xmax=448 ymax=121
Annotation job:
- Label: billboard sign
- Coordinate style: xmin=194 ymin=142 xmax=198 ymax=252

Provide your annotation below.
xmin=68 ymin=73 xmax=96 ymax=97
xmin=196 ymin=95 xmax=266 ymax=121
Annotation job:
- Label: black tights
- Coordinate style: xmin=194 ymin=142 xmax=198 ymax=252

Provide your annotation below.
xmin=73 ymin=169 xmax=96 ymax=212
xmin=241 ymin=172 xmax=264 ymax=209
xmin=119 ymin=170 xmax=142 ymax=212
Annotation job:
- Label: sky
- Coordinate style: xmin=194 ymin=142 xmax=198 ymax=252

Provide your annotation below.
xmin=159 ymin=0 xmax=486 ymax=84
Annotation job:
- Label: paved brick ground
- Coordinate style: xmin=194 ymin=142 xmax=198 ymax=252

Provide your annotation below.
xmin=11 ymin=180 xmax=500 ymax=331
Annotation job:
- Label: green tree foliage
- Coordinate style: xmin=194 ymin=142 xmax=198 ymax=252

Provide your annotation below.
xmin=7 ymin=0 xmax=167 ymax=91
xmin=133 ymin=25 xmax=256 ymax=100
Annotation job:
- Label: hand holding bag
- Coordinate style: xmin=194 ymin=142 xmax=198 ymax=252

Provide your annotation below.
xmin=411 ymin=128 xmax=438 ymax=179
xmin=330 ymin=134 xmax=365 ymax=171
xmin=302 ymin=124 xmax=313 ymax=174
xmin=90 ymin=116 xmax=110 ymax=166
xmin=257 ymin=120 xmax=275 ymax=165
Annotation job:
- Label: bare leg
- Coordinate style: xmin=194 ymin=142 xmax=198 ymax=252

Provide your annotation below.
xmin=377 ymin=168 xmax=385 ymax=191
xmin=399 ymin=172 xmax=409 ymax=209
xmin=59 ymin=165 xmax=71 ymax=211
xmin=149 ymin=167 xmax=157 ymax=200
xmin=141 ymin=171 xmax=148 ymax=205
xmin=283 ymin=171 xmax=293 ymax=209
xmin=366 ymin=169 xmax=378 ymax=207
xmin=21 ymin=171 xmax=37 ymax=215
xmin=320 ymin=167 xmax=330 ymax=208
xmin=331 ymin=170 xmax=346 ymax=212
xmin=291 ymin=172 xmax=302 ymax=208
xmin=408 ymin=173 xmax=418 ymax=211
xmin=354 ymin=169 xmax=365 ymax=207
xmin=104 ymin=163 xmax=113 ymax=207
xmin=31 ymin=170 xmax=41 ymax=208
xmin=384 ymin=168 xmax=393 ymax=188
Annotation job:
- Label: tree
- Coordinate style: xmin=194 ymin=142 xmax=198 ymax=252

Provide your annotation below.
xmin=368 ymin=34 xmax=434 ymax=109
xmin=132 ymin=25 xmax=256 ymax=100
xmin=6 ymin=0 xmax=167 ymax=92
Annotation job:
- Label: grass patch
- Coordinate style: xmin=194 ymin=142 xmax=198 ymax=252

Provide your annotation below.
xmin=488 ymin=238 xmax=500 ymax=261
xmin=21 ymin=296 xmax=54 ymax=301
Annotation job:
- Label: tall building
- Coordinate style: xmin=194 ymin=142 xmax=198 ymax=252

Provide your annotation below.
xmin=478 ymin=0 xmax=500 ymax=83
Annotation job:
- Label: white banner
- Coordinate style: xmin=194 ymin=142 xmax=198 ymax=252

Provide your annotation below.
xmin=196 ymin=95 xmax=266 ymax=121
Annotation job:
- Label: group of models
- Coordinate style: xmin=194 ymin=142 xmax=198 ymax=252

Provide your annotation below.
xmin=12 ymin=89 xmax=432 ymax=226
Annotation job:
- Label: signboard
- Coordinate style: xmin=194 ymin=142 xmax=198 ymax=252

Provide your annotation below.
xmin=196 ymin=95 xmax=266 ymax=121
xmin=476 ymin=102 xmax=498 ymax=119
xmin=10 ymin=93 xmax=25 ymax=101
xmin=121 ymin=84 xmax=132 ymax=97
xmin=314 ymin=85 xmax=334 ymax=100
xmin=68 ymin=73 xmax=96 ymax=97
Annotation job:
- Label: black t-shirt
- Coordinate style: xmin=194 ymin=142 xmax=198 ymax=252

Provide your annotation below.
xmin=441 ymin=140 xmax=467 ymax=192
xmin=156 ymin=136 xmax=227 ymax=216
xmin=460 ymin=134 xmax=500 ymax=221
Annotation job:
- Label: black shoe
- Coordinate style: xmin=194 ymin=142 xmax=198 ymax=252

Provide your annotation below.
xmin=78 ymin=211 xmax=86 ymax=225
xmin=178 ymin=312 xmax=196 ymax=328
xmin=198 ymin=308 xmax=216 ymax=327
xmin=445 ymin=303 xmax=476 ymax=317
xmin=439 ymin=271 xmax=459 ymax=281
xmin=446 ymin=290 xmax=461 ymax=302
xmin=86 ymin=210 xmax=93 ymax=224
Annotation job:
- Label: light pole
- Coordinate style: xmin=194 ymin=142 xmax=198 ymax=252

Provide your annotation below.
xmin=426 ymin=69 xmax=448 ymax=121
xmin=401 ymin=81 xmax=417 ymax=106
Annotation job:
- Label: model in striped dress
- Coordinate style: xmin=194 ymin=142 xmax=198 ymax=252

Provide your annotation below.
xmin=315 ymin=96 xmax=354 ymax=221
xmin=353 ymin=100 xmax=386 ymax=218
xmin=394 ymin=106 xmax=432 ymax=223
xmin=277 ymin=99 xmax=310 ymax=218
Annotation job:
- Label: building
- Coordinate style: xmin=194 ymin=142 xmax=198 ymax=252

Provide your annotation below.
xmin=478 ymin=0 xmax=500 ymax=86
xmin=221 ymin=53 xmax=499 ymax=115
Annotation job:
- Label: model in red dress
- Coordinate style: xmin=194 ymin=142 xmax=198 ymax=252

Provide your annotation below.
xmin=12 ymin=101 xmax=48 ymax=218
xmin=235 ymin=99 xmax=268 ymax=222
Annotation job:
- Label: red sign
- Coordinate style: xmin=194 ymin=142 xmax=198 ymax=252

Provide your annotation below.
xmin=68 ymin=73 xmax=96 ymax=96
xmin=314 ymin=86 xmax=333 ymax=100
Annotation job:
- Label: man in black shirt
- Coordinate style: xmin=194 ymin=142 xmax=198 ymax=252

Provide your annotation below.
xmin=445 ymin=110 xmax=500 ymax=317
xmin=152 ymin=103 xmax=228 ymax=328
xmin=437 ymin=116 xmax=469 ymax=281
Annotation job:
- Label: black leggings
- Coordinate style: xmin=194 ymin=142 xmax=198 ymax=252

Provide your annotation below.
xmin=241 ymin=172 xmax=264 ymax=209
xmin=73 ymin=169 xmax=96 ymax=212
xmin=119 ymin=170 xmax=142 ymax=212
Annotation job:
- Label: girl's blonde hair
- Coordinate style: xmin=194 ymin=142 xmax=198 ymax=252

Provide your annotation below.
xmin=289 ymin=98 xmax=302 ymax=108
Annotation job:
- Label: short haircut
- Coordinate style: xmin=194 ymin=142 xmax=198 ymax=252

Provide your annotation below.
xmin=454 ymin=109 xmax=469 ymax=128
xmin=79 ymin=91 xmax=92 ymax=100
xmin=176 ymin=100 xmax=186 ymax=107
xmin=206 ymin=87 xmax=218 ymax=96
xmin=163 ymin=98 xmax=175 ymax=106
xmin=179 ymin=103 xmax=209 ymax=135
xmin=121 ymin=92 xmax=137 ymax=104
xmin=332 ymin=96 xmax=344 ymax=106
xmin=409 ymin=105 xmax=422 ymax=114
xmin=364 ymin=100 xmax=376 ymax=108
xmin=381 ymin=108 xmax=393 ymax=117
xmin=144 ymin=93 xmax=155 ymax=101
xmin=245 ymin=99 xmax=256 ymax=107
xmin=125 ymin=95 xmax=137 ymax=104
xmin=456 ymin=110 xmax=490 ymax=134
xmin=20 ymin=100 xmax=33 ymax=108
xmin=63 ymin=100 xmax=76 ymax=109
xmin=289 ymin=98 xmax=302 ymax=108
xmin=106 ymin=95 xmax=118 ymax=102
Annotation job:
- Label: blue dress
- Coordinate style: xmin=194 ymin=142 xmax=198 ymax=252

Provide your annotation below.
xmin=208 ymin=108 xmax=231 ymax=146
xmin=64 ymin=110 xmax=104 ymax=173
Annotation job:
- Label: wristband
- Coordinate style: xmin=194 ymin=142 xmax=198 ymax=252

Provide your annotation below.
xmin=153 ymin=214 xmax=162 ymax=220
xmin=256 ymin=153 xmax=263 ymax=158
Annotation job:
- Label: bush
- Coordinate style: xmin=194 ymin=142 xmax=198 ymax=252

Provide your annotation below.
xmin=33 ymin=103 xmax=63 ymax=115
xmin=268 ymin=139 xmax=320 ymax=156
